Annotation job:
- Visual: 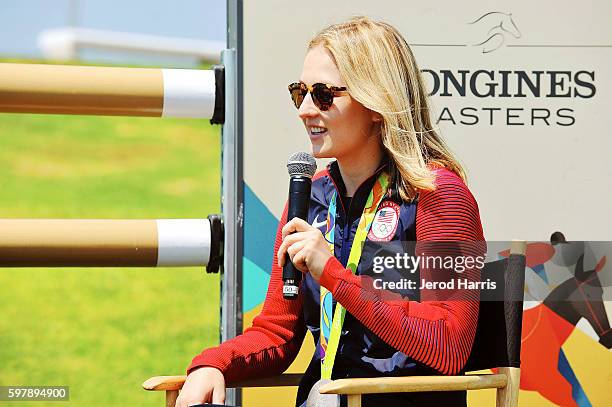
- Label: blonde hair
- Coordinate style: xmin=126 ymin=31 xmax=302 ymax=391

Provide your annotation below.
xmin=309 ymin=16 xmax=466 ymax=201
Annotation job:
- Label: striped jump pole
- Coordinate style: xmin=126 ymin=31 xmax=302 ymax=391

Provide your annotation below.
xmin=0 ymin=216 xmax=223 ymax=271
xmin=0 ymin=63 xmax=224 ymax=121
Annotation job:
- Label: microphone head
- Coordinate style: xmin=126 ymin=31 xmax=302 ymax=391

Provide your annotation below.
xmin=287 ymin=152 xmax=317 ymax=178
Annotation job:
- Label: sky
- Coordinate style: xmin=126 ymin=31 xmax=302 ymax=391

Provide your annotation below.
xmin=0 ymin=0 xmax=226 ymax=66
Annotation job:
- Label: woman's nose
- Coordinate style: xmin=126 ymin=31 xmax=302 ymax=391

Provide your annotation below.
xmin=298 ymin=93 xmax=318 ymax=119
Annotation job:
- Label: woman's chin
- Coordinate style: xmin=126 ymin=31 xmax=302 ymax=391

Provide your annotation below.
xmin=310 ymin=142 xmax=332 ymax=159
xmin=311 ymin=148 xmax=332 ymax=159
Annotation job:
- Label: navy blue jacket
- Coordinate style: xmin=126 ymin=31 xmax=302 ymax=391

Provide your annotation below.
xmin=295 ymin=159 xmax=467 ymax=407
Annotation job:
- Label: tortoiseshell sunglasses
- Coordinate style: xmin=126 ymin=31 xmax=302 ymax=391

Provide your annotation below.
xmin=288 ymin=82 xmax=349 ymax=111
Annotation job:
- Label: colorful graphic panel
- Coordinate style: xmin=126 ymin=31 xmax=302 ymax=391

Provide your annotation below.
xmin=241 ymin=1 xmax=612 ymax=405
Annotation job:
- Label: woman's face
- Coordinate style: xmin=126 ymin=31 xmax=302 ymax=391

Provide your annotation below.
xmin=298 ymin=45 xmax=380 ymax=159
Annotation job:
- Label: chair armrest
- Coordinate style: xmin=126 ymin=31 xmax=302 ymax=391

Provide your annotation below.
xmin=142 ymin=373 xmax=304 ymax=392
xmin=319 ymin=373 xmax=508 ymax=395
xmin=143 ymin=376 xmax=186 ymax=391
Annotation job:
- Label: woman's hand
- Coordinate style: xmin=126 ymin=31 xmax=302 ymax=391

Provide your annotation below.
xmin=277 ymin=217 xmax=333 ymax=283
xmin=175 ymin=366 xmax=226 ymax=407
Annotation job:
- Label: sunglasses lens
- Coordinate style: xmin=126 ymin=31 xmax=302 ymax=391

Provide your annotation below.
xmin=289 ymin=83 xmax=305 ymax=109
xmin=288 ymin=82 xmax=339 ymax=111
xmin=312 ymin=84 xmax=334 ymax=111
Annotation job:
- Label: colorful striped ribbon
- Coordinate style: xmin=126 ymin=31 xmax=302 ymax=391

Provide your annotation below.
xmin=320 ymin=171 xmax=390 ymax=379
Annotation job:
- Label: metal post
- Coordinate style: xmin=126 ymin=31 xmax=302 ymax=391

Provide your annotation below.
xmin=220 ymin=46 xmax=243 ymax=406
xmin=222 ymin=1 xmax=243 ymax=405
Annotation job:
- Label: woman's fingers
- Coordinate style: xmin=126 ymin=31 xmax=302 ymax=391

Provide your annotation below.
xmin=285 ymin=239 xmax=314 ymax=274
xmin=278 ymin=217 xmax=325 ymax=270
xmin=277 ymin=232 xmax=307 ymax=267
xmin=212 ymin=382 xmax=226 ymax=404
xmin=281 ymin=217 xmax=312 ymax=238
xmin=286 ymin=240 xmax=307 ymax=263
xmin=175 ymin=367 xmax=225 ymax=407
xmin=291 ymin=245 xmax=310 ymax=273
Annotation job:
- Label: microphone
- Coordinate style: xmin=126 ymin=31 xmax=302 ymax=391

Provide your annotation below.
xmin=283 ymin=152 xmax=317 ymax=299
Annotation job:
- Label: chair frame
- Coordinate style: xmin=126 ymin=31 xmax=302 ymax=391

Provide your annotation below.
xmin=143 ymin=240 xmax=526 ymax=407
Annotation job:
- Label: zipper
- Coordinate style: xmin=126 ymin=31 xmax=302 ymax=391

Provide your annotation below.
xmin=326 ymin=159 xmax=388 ymax=215
xmin=326 ymin=159 xmax=387 ymax=266
xmin=340 ymin=201 xmax=352 ymax=267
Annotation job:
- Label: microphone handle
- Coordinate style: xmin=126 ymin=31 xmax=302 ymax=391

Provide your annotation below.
xmin=283 ymin=176 xmax=312 ymax=299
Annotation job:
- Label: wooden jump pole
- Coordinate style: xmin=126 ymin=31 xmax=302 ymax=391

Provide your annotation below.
xmin=0 ymin=63 xmax=224 ymax=121
xmin=0 ymin=217 xmax=223 ymax=270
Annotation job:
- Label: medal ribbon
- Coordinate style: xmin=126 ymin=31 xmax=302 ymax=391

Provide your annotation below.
xmin=320 ymin=171 xmax=390 ymax=379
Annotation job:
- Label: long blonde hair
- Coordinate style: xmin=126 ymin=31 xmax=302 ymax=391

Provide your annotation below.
xmin=309 ymin=16 xmax=466 ymax=201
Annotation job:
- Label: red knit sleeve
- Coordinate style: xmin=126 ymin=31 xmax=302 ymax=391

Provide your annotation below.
xmin=187 ymin=203 xmax=307 ymax=383
xmin=319 ymin=167 xmax=485 ymax=375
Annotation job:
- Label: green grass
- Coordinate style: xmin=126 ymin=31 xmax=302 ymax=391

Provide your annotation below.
xmin=0 ymin=112 xmax=222 ymax=405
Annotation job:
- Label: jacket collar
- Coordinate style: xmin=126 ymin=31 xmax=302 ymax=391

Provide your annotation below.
xmin=326 ymin=155 xmax=391 ymax=218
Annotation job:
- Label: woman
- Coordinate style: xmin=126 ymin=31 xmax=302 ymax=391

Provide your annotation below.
xmin=177 ymin=16 xmax=485 ymax=407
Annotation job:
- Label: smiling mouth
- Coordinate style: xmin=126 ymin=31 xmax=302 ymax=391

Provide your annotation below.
xmin=309 ymin=126 xmax=328 ymax=137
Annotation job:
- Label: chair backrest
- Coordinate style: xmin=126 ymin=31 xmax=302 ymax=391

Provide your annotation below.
xmin=464 ymin=246 xmax=526 ymax=372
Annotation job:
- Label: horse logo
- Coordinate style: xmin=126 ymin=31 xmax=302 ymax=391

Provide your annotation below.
xmin=468 ymin=11 xmax=522 ymax=53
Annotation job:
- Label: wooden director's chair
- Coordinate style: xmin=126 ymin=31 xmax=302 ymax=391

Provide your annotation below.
xmin=144 ymin=240 xmax=526 ymax=407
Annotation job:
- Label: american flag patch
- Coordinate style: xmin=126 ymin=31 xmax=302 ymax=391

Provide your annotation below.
xmin=368 ymin=201 xmax=400 ymax=242
xmin=377 ymin=210 xmax=394 ymax=224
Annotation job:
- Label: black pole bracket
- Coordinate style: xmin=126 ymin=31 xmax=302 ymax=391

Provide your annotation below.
xmin=206 ymin=214 xmax=224 ymax=273
xmin=210 ymin=65 xmax=225 ymax=125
